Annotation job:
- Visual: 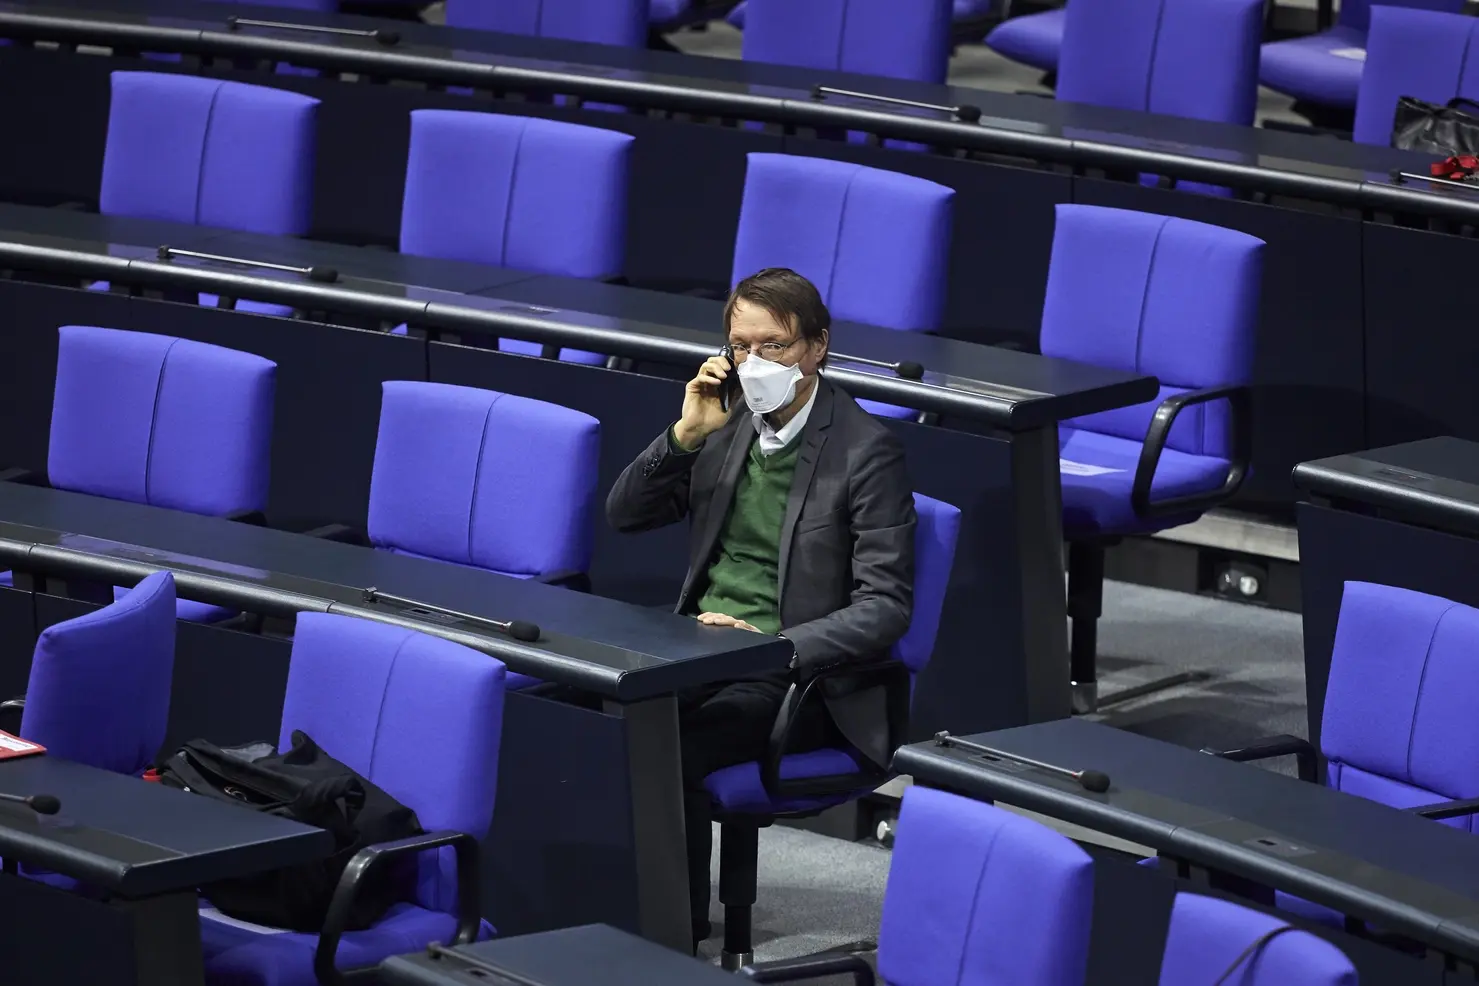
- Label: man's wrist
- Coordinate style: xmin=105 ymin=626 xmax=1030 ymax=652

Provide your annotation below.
xmin=670 ymin=422 xmax=705 ymax=453
xmin=779 ymin=633 xmax=798 ymax=670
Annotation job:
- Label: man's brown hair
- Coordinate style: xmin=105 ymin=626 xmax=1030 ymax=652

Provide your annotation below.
xmin=723 ymin=268 xmax=831 ymax=365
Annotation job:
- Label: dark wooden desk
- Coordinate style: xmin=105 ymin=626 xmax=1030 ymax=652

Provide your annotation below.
xmin=0 ymin=482 xmax=793 ymax=950
xmin=380 ymin=925 xmax=738 ymax=986
xmin=896 ymin=719 xmax=1479 ymax=974
xmin=0 ymin=754 xmax=332 ymax=985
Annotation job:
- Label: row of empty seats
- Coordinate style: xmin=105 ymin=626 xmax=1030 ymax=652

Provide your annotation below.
xmin=988 ymin=0 xmax=1472 ymax=133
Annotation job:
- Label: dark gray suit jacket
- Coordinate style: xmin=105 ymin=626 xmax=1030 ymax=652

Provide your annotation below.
xmin=605 ymin=378 xmax=916 ymax=769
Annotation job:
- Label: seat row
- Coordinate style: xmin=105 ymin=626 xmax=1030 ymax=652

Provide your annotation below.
xmin=989 ymin=0 xmax=1474 ymax=138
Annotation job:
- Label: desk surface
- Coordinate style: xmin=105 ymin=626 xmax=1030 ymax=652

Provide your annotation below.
xmin=896 ymin=719 xmax=1479 ymax=961
xmin=0 ymin=203 xmax=1161 ymax=430
xmin=380 ymin=924 xmax=736 ymax=986
xmin=0 ymin=754 xmax=332 ymax=898
xmin=9 ymin=0 xmax=1458 ymax=211
xmin=0 ymin=482 xmax=791 ymax=700
xmin=1293 ymin=437 xmax=1479 ymax=537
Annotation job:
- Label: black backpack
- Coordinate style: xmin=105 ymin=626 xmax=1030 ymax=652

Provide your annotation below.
xmin=156 ymin=730 xmax=424 ymax=932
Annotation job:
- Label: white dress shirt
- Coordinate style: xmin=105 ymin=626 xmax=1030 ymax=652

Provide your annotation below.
xmin=753 ymin=379 xmax=818 ymax=456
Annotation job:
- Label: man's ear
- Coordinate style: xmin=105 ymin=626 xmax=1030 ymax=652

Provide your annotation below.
xmin=814 ymin=328 xmax=830 ymax=365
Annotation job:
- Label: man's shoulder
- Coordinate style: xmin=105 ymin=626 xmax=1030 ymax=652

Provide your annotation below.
xmin=828 ymin=383 xmax=904 ymax=449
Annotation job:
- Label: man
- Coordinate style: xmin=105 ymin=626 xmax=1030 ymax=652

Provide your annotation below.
xmin=606 ymin=267 xmax=917 ymax=951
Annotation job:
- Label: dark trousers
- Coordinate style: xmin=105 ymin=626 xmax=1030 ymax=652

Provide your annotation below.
xmin=679 ymin=679 xmax=839 ymax=947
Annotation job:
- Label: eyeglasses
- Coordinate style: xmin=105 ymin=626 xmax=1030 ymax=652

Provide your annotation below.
xmin=726 ymin=338 xmax=799 ymax=360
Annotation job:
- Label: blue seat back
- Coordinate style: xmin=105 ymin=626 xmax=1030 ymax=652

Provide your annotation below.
xmin=1338 ymin=0 xmax=1462 ymax=32
xmin=1038 ymin=205 xmax=1263 ymax=460
xmin=1353 ymin=7 xmax=1479 ymax=146
xmin=368 ymin=381 xmax=600 ymax=579
xmin=401 ymin=111 xmax=634 ymax=280
xmin=282 ymin=613 xmax=505 ymax=911
xmin=732 ymin=153 xmax=953 ymax=333
xmin=1322 ymin=582 xmax=1479 ymax=832
xmin=1057 ymin=0 xmax=1262 ymax=126
xmin=740 ymin=0 xmax=952 ymax=84
xmin=878 ymin=787 xmax=1093 ymax=986
xmin=49 ymin=326 xmax=276 ymax=517
xmin=444 ymin=0 xmax=647 ymax=46
xmin=1158 ymin=894 xmax=1356 ymax=985
xmin=21 ymin=572 xmax=176 ymax=776
xmin=100 ymin=72 xmax=319 ymax=235
xmin=893 ymin=494 xmax=960 ymax=676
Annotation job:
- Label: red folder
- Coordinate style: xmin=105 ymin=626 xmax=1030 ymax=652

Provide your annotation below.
xmin=0 ymin=731 xmax=45 ymax=760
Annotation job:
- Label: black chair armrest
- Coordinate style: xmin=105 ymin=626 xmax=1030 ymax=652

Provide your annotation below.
xmin=1202 ymin=734 xmax=1318 ymax=783
xmin=742 ymin=953 xmax=875 ymax=986
xmin=0 ymin=468 xmax=46 ymax=487
xmin=314 ymin=830 xmax=480 ymax=986
xmin=760 ymin=660 xmax=908 ymax=801
xmin=1131 ymin=384 xmax=1251 ymax=522
xmin=225 ymin=509 xmax=266 ymax=526
xmin=1408 ymin=795 xmax=1479 ymax=821
xmin=0 ymin=696 xmax=23 ymax=733
xmin=534 ymin=570 xmax=592 ymax=592
xmin=303 ymin=524 xmax=371 ymax=546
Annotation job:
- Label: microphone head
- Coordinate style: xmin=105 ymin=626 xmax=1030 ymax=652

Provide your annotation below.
xmin=28 ymin=795 xmax=60 ymax=815
xmin=810 ymin=84 xmax=826 ymax=101
xmin=955 ymin=104 xmax=983 ymax=124
xmin=895 ymin=360 xmax=925 ymax=381
xmin=306 ymin=266 xmax=339 ymax=284
xmin=1077 ymin=770 xmax=1111 ymax=794
xmin=507 ymin=620 xmax=541 ymax=643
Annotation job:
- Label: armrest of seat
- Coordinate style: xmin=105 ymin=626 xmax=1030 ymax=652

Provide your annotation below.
xmin=1201 ymin=734 xmax=1318 ymax=783
xmin=225 ymin=509 xmax=266 ymax=526
xmin=314 ymin=830 xmax=480 ymax=986
xmin=302 ymin=523 xmax=371 ymax=547
xmin=1131 ymin=384 xmax=1251 ymax=522
xmin=760 ymin=660 xmax=907 ymax=801
xmin=1260 ymin=118 xmax=1351 ymax=141
xmin=742 ymin=954 xmax=875 ymax=985
xmin=0 ymin=696 xmax=23 ymax=733
xmin=1408 ymin=795 xmax=1479 ymax=821
xmin=0 ymin=468 xmax=46 ymax=487
xmin=534 ymin=570 xmax=592 ymax=592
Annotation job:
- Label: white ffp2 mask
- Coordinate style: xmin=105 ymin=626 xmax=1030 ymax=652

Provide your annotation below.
xmin=736 ymin=354 xmax=804 ymax=414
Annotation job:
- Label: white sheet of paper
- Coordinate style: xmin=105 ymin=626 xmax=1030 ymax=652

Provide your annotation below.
xmin=1059 ymin=459 xmax=1125 ymax=477
xmin=1330 ymin=47 xmax=1367 ymax=61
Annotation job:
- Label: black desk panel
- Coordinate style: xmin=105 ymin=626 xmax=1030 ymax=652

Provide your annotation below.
xmin=1294 ymin=438 xmax=1479 ymax=753
xmin=1363 ymin=224 xmax=1479 ymax=452
xmin=898 ymin=720 xmax=1479 ymax=967
xmin=1070 ymin=178 xmax=1366 ymax=512
xmin=0 ymin=277 xmax=425 ymax=529
xmin=381 ymin=925 xmax=737 ymax=986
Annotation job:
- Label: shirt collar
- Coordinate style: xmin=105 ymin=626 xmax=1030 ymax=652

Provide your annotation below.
xmin=753 ymin=378 xmax=818 ymax=454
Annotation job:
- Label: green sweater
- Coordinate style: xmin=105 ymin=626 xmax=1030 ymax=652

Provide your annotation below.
xmin=672 ymin=427 xmax=803 ymax=634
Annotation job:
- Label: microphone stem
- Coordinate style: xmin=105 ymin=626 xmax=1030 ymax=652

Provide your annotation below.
xmin=935 ymin=732 xmax=1077 ymax=779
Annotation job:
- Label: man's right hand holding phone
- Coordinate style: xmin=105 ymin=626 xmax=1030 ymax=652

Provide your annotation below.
xmin=673 ymin=354 xmax=735 ymax=452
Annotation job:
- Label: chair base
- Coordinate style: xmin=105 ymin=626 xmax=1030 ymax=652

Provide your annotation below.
xmin=722 ymin=950 xmax=754 ymax=970
xmin=1074 ymin=671 xmax=1212 ymax=714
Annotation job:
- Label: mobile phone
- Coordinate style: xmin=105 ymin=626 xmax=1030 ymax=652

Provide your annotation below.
xmin=718 ymin=345 xmax=740 ymax=413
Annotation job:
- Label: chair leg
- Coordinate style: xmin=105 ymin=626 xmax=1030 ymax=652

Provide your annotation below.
xmin=718 ymin=820 xmax=761 ymax=970
xmin=1066 ymin=542 xmax=1105 ymax=715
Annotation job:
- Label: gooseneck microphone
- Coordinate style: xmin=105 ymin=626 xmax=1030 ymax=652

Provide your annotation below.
xmin=811 ymin=85 xmax=983 ymax=124
xmin=157 ymin=246 xmax=339 ymax=284
xmin=361 ymin=588 xmax=542 ymax=643
xmin=830 ymin=352 xmax=925 ymax=380
xmin=0 ymin=792 xmax=61 ymax=815
xmin=934 ymin=731 xmax=1111 ymax=794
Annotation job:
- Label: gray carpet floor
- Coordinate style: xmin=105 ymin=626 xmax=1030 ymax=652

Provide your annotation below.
xmin=697 ymin=579 xmax=1309 ymax=967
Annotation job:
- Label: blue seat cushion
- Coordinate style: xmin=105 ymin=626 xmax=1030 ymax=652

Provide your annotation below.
xmin=705 ymin=748 xmax=867 ymax=813
xmin=1258 ymin=26 xmax=1366 ymax=109
xmin=201 ymin=902 xmax=494 ymax=986
xmin=984 ymin=9 xmax=1066 ymax=74
xmin=0 ymin=571 xmax=233 ymax=624
xmin=1058 ymin=428 xmax=1230 ymax=539
xmin=497 ymin=337 xmax=607 ymax=366
xmin=857 ymin=398 xmax=917 ymax=420
xmin=89 ymin=280 xmax=293 ymax=317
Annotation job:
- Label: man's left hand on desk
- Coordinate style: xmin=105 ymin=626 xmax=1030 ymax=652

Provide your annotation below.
xmin=696 ymin=612 xmax=761 ymax=633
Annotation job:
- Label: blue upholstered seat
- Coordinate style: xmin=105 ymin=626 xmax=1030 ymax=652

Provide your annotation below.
xmin=737 ymin=0 xmax=952 ymax=84
xmin=200 ymin=613 xmax=506 ymax=986
xmin=366 ymin=381 xmax=600 ymax=691
xmin=1046 ymin=205 xmax=1263 ymax=712
xmin=1351 ymin=7 xmax=1479 ymax=147
xmin=706 ymin=493 xmax=961 ymax=967
xmin=730 ymin=153 xmax=953 ymax=419
xmin=445 ymin=0 xmax=647 ymax=46
xmin=397 ymin=110 xmax=633 ymax=362
xmin=1260 ymin=0 xmax=1463 ymax=114
xmin=93 ymin=71 xmax=319 ymax=315
xmin=0 ymin=327 xmax=275 ymax=624
xmin=984 ymin=9 xmax=1066 ymax=74
xmin=1159 ymin=894 xmax=1356 ymax=985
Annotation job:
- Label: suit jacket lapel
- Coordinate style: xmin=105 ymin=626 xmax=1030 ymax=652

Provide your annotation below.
xmin=777 ymin=380 xmax=834 ymax=599
xmin=682 ymin=416 xmax=753 ymax=601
